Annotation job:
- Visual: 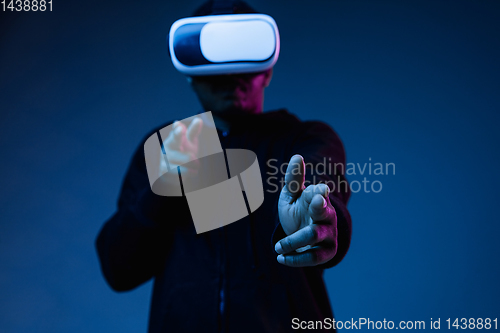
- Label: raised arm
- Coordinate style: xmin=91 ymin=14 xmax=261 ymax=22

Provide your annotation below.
xmin=274 ymin=121 xmax=352 ymax=268
xmin=95 ymin=118 xmax=203 ymax=291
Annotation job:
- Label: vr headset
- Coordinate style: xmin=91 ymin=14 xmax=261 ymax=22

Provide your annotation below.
xmin=168 ymin=10 xmax=280 ymax=76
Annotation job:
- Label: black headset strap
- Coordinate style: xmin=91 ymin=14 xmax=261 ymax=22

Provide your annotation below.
xmin=211 ymin=0 xmax=234 ymax=15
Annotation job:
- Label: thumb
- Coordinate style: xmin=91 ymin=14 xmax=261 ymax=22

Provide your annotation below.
xmin=280 ymin=154 xmax=305 ymax=204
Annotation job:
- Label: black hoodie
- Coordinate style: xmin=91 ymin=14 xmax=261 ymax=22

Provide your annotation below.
xmin=95 ymin=109 xmax=352 ymax=333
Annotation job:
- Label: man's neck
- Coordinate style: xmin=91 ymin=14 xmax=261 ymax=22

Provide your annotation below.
xmin=212 ymin=114 xmax=231 ymax=132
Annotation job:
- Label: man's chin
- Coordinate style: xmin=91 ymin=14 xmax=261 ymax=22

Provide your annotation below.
xmin=212 ymin=101 xmax=245 ymax=115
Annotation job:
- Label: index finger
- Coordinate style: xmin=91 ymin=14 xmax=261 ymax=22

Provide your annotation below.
xmin=164 ymin=121 xmax=187 ymax=150
xmin=186 ymin=117 xmax=203 ymax=143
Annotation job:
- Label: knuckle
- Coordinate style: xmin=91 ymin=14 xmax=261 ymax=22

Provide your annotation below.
xmin=285 ymin=255 xmax=291 ymax=266
xmin=308 ymin=225 xmax=319 ymax=242
xmin=310 ymin=199 xmax=323 ymax=214
xmin=320 ymin=184 xmax=330 ymax=196
xmin=284 ymin=237 xmax=294 ymax=252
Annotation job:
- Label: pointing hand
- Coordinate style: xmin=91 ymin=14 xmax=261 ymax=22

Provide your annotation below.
xmin=276 ymin=155 xmax=338 ymax=267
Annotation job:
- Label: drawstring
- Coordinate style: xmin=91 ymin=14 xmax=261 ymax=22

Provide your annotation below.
xmin=247 ymin=209 xmax=258 ymax=270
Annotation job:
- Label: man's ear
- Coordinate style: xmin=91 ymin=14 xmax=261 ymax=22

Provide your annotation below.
xmin=186 ymin=76 xmax=193 ymax=85
xmin=263 ymin=68 xmax=273 ymax=87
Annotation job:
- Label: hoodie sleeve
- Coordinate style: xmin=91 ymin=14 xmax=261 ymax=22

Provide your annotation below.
xmin=95 ymin=134 xmax=191 ymax=291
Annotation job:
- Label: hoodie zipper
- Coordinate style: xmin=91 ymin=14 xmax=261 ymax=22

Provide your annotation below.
xmin=218 ymin=226 xmax=227 ymax=333
xmin=218 ymin=128 xmax=228 ymax=333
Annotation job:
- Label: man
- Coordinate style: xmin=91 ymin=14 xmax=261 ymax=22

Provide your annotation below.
xmin=96 ymin=1 xmax=352 ymax=332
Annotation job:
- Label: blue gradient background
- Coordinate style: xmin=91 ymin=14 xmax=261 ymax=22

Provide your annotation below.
xmin=1 ymin=0 xmax=499 ymax=332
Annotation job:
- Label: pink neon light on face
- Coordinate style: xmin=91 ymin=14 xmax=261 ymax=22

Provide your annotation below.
xmin=189 ymin=69 xmax=273 ymax=115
